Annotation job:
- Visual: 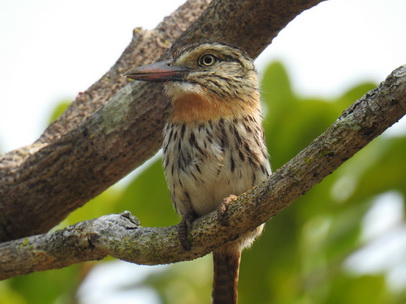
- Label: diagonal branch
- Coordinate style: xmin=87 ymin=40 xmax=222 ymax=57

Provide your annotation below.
xmin=1 ymin=64 xmax=404 ymax=280
xmin=0 ymin=0 xmax=326 ymax=242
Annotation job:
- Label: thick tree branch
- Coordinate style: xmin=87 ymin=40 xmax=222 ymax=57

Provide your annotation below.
xmin=1 ymin=65 xmax=405 ymax=280
xmin=0 ymin=0 xmax=326 ymax=242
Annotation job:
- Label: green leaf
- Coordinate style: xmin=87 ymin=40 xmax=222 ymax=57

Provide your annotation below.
xmin=6 ymin=265 xmax=82 ymax=304
xmin=47 ymin=100 xmax=71 ymax=124
xmin=325 ymin=274 xmax=390 ymax=304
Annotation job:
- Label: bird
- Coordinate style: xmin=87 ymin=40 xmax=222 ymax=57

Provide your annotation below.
xmin=125 ymin=42 xmax=271 ymax=304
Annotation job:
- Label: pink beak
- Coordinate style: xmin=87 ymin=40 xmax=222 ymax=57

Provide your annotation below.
xmin=125 ymin=60 xmax=189 ymax=82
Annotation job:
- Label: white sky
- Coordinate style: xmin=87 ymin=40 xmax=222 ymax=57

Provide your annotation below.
xmin=0 ymin=0 xmax=405 ymax=152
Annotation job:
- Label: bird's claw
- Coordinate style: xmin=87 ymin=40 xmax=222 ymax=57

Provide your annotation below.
xmin=217 ymin=194 xmax=237 ymax=227
xmin=178 ymin=211 xmax=197 ymax=251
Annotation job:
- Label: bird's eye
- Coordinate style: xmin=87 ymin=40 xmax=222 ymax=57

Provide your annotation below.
xmin=198 ymin=54 xmax=217 ymax=67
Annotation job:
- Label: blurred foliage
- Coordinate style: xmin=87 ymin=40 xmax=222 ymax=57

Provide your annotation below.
xmin=47 ymin=100 xmax=71 ymax=124
xmin=2 ymin=61 xmax=406 ymax=304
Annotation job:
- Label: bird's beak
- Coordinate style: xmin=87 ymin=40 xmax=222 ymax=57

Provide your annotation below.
xmin=124 ymin=60 xmax=189 ymax=82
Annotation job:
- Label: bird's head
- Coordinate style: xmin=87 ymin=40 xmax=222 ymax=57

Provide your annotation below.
xmin=125 ymin=42 xmax=260 ymax=122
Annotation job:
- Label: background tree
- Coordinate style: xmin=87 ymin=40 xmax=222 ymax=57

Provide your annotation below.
xmin=0 ymin=0 xmax=405 ymax=303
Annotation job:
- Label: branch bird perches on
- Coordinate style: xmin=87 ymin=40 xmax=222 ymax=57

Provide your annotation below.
xmin=1 ymin=64 xmax=405 ymax=280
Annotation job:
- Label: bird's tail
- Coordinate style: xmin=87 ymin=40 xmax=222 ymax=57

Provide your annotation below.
xmin=212 ymin=243 xmax=241 ymax=304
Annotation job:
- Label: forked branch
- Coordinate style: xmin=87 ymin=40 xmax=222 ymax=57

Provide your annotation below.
xmin=0 ymin=0 xmax=326 ymax=242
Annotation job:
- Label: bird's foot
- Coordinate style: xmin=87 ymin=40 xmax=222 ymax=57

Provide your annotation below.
xmin=178 ymin=211 xmax=197 ymax=251
xmin=217 ymin=194 xmax=238 ymax=227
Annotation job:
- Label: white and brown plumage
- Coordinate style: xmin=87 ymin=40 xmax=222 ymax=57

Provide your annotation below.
xmin=126 ymin=42 xmax=271 ymax=304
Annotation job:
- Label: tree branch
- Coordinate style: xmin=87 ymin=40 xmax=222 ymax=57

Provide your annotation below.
xmin=1 ymin=64 xmax=404 ymax=280
xmin=0 ymin=0 xmax=326 ymax=242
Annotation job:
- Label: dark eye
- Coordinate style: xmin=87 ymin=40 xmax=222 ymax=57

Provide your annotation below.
xmin=198 ymin=54 xmax=217 ymax=67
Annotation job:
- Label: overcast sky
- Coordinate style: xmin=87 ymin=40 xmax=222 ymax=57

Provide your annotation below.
xmin=0 ymin=0 xmax=405 ymax=152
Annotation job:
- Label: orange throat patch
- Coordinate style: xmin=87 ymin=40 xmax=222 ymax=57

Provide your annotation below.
xmin=169 ymin=93 xmax=258 ymax=123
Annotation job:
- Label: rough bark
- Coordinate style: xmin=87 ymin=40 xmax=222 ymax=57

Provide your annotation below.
xmin=0 ymin=0 xmax=326 ymax=242
xmin=1 ymin=64 xmax=405 ymax=280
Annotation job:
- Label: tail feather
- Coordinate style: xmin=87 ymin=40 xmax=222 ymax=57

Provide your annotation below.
xmin=212 ymin=245 xmax=241 ymax=304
